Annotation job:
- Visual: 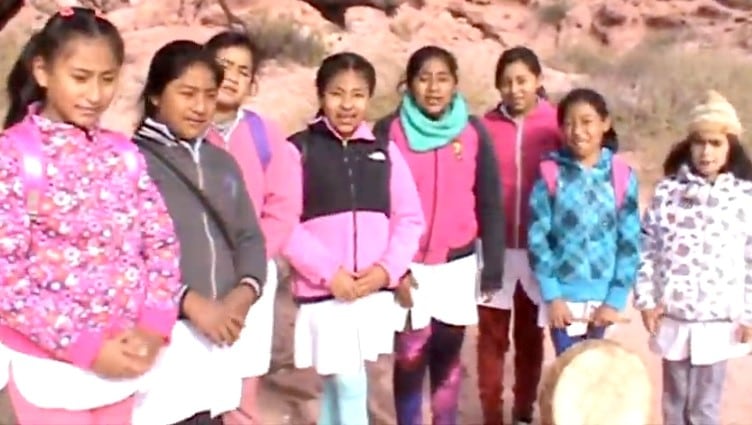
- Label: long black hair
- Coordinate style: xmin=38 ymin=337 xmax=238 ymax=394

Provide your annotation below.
xmin=495 ymin=46 xmax=547 ymax=99
xmin=140 ymin=40 xmax=223 ymax=122
xmin=557 ymin=88 xmax=619 ymax=152
xmin=4 ymin=7 xmax=124 ymax=129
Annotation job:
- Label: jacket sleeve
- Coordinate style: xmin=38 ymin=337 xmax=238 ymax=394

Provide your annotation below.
xmin=281 ymin=145 xmax=342 ymax=288
xmin=604 ymin=172 xmax=640 ymax=310
xmin=633 ymin=181 xmax=666 ymax=311
xmin=228 ymin=157 xmax=267 ymax=288
xmin=377 ymin=142 xmax=425 ymax=288
xmin=259 ymin=120 xmax=302 ymax=258
xmin=473 ymin=120 xmax=505 ymax=293
xmin=134 ymin=153 xmax=182 ymax=339
xmin=741 ymin=184 xmax=752 ymax=326
xmin=0 ymin=137 xmax=104 ymax=369
xmin=527 ymin=178 xmax=560 ymax=303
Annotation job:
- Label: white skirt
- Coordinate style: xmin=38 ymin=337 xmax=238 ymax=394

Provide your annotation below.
xmin=650 ymin=317 xmax=752 ymax=365
xmin=132 ymin=320 xmax=244 ymax=425
xmin=228 ymin=260 xmax=279 ymax=377
xmin=477 ymin=249 xmax=541 ymax=310
xmin=294 ymin=291 xmax=397 ymax=376
xmin=0 ymin=347 xmax=147 ymax=411
xmin=393 ymin=254 xmax=480 ymax=331
xmin=0 ymin=261 xmax=281 ymax=418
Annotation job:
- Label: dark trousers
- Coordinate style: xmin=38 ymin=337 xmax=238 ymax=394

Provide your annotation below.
xmin=477 ymin=286 xmax=544 ymax=425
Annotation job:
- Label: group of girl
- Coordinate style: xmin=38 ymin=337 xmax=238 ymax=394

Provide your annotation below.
xmin=0 ymin=6 xmax=750 ymax=425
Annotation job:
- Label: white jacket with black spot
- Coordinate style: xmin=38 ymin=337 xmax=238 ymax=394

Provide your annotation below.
xmin=634 ymin=165 xmax=752 ymax=325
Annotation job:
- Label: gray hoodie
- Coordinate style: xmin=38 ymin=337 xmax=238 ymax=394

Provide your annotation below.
xmin=134 ymin=118 xmax=267 ymax=300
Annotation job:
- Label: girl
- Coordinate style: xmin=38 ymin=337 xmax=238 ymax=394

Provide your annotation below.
xmin=527 ymin=88 xmax=640 ymax=357
xmin=635 ymin=90 xmax=752 ymax=425
xmin=203 ymin=30 xmax=302 ymax=425
xmin=476 ymin=46 xmax=561 ymax=425
xmin=283 ymin=52 xmax=424 ymax=425
xmin=130 ymin=40 xmax=267 ymax=425
xmin=373 ymin=45 xmax=504 ymax=425
xmin=0 ymin=7 xmax=181 ymax=424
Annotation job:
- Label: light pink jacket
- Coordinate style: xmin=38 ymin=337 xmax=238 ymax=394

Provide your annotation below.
xmin=206 ymin=109 xmax=301 ymax=259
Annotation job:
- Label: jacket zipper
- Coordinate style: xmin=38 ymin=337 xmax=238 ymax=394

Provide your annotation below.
xmin=185 ymin=142 xmax=219 ymax=299
xmin=421 ymin=150 xmax=440 ymax=262
xmin=343 ymin=140 xmax=358 ymax=272
xmin=513 ymin=119 xmax=524 ymax=248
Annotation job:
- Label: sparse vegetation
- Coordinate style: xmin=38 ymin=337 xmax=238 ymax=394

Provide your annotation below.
xmin=536 ymin=0 xmax=571 ymax=27
xmin=245 ymin=15 xmax=328 ymax=67
xmin=575 ymin=43 xmax=752 ymax=181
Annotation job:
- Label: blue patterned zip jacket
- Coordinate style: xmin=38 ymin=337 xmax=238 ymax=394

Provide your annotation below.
xmin=527 ymin=147 xmax=640 ymax=310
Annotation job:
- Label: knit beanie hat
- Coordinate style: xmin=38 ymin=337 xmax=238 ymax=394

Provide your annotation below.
xmin=688 ymin=90 xmax=743 ymax=136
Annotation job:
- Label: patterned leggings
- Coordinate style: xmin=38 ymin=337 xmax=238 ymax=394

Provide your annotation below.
xmin=393 ymin=318 xmax=465 ymax=425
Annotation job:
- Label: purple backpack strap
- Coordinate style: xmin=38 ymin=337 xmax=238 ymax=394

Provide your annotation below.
xmin=5 ymin=125 xmax=46 ymax=216
xmin=538 ymin=159 xmax=559 ymax=197
xmin=610 ymin=154 xmax=631 ymax=210
xmin=242 ymin=110 xmax=271 ymax=170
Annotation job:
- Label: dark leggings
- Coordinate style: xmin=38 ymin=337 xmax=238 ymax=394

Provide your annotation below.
xmin=393 ymin=318 xmax=466 ymax=425
xmin=170 ymin=411 xmax=223 ymax=425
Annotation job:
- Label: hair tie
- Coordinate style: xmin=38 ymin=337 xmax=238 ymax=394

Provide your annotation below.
xmin=58 ymin=7 xmax=74 ymax=17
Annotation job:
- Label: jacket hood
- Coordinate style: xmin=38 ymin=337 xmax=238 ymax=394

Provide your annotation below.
xmin=547 ymin=146 xmax=615 ymax=176
xmin=485 ymin=99 xmax=557 ymax=124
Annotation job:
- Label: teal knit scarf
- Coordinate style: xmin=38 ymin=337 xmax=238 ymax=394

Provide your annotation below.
xmin=399 ymin=93 xmax=469 ymax=152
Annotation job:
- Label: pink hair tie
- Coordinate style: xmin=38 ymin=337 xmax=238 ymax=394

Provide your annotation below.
xmin=58 ymin=7 xmax=74 ymax=17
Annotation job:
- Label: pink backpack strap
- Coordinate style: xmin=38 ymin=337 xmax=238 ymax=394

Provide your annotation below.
xmin=538 ymin=159 xmax=559 ymax=197
xmin=610 ymin=154 xmax=631 ymax=210
xmin=5 ymin=125 xmax=46 ymax=217
xmin=107 ymin=132 xmax=141 ymax=178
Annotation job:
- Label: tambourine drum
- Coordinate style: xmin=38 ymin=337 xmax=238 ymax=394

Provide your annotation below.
xmin=539 ymin=339 xmax=652 ymax=425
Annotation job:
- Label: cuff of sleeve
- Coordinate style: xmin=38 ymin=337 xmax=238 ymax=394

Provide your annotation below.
xmin=377 ymin=260 xmax=403 ymax=289
xmin=633 ymin=296 xmax=656 ymax=311
xmin=740 ymin=316 xmax=752 ymax=327
xmin=316 ymin=261 xmax=340 ymax=289
xmin=239 ymin=276 xmax=263 ymax=297
xmin=604 ymin=286 xmax=629 ymax=311
xmin=137 ymin=306 xmax=179 ymax=341
xmin=538 ymin=276 xmax=562 ymax=303
xmin=479 ymin=268 xmax=503 ymax=293
xmin=64 ymin=331 xmax=106 ymax=370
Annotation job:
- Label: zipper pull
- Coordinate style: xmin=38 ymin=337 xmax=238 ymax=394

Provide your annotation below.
xmin=452 ymin=139 xmax=462 ymax=160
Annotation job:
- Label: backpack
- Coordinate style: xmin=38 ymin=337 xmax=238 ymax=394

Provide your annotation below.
xmin=5 ymin=124 xmax=141 ymax=217
xmin=538 ymin=154 xmax=631 ymax=209
xmin=241 ymin=110 xmax=271 ymax=170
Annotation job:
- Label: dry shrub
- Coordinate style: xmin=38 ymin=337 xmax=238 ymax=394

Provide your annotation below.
xmin=245 ymin=15 xmax=327 ymax=67
xmin=574 ymin=42 xmax=752 ymax=181
xmin=536 ymin=0 xmax=571 ymax=27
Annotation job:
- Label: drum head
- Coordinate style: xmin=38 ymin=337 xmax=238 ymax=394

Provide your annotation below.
xmin=540 ymin=339 xmax=652 ymax=425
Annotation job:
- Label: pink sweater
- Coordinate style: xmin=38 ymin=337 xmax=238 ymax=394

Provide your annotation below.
xmin=206 ymin=109 xmax=301 ymax=259
xmin=0 ymin=113 xmax=182 ymax=370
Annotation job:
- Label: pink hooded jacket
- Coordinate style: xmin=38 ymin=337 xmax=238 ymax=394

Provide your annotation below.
xmin=206 ymin=109 xmax=301 ymax=259
xmin=0 ymin=112 xmax=182 ymax=370
xmin=482 ymin=101 xmax=562 ymax=249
